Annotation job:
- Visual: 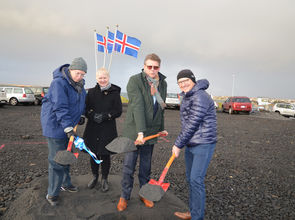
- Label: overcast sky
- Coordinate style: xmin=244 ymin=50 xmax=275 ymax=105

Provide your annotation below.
xmin=1 ymin=0 xmax=294 ymax=99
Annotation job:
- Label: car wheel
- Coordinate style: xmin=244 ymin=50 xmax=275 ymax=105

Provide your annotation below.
xmin=229 ymin=107 xmax=233 ymax=114
xmin=34 ymin=99 xmax=40 ymax=105
xmin=9 ymin=98 xmax=18 ymax=106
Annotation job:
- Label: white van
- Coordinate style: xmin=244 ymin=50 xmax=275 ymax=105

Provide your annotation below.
xmin=0 ymin=86 xmax=35 ymax=106
xmin=165 ymin=93 xmax=180 ymax=109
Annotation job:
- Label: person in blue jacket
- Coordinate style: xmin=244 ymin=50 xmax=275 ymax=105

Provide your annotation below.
xmin=41 ymin=57 xmax=87 ymax=206
xmin=172 ymin=70 xmax=217 ymax=220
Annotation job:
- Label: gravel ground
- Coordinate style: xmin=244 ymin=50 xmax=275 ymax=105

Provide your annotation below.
xmin=0 ymin=105 xmax=294 ymax=219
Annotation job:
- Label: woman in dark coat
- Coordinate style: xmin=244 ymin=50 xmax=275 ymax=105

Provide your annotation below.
xmin=83 ymin=67 xmax=122 ymax=192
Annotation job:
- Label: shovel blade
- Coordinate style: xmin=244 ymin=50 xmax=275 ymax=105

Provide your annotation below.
xmin=54 ymin=150 xmax=77 ymax=165
xmin=139 ymin=183 xmax=165 ymax=202
xmin=105 ymin=137 xmax=136 ymax=153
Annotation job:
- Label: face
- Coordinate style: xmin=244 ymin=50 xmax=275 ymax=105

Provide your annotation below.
xmin=96 ymin=72 xmax=110 ymax=87
xmin=70 ymin=70 xmax=86 ymax=82
xmin=143 ymin=59 xmax=160 ymax=79
xmin=177 ymin=78 xmax=195 ymax=93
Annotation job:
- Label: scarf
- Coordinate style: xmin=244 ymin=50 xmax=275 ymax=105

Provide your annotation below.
xmin=100 ymin=83 xmax=111 ymax=91
xmin=146 ymin=75 xmax=166 ymax=109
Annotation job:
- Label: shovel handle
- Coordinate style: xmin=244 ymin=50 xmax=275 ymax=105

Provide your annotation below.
xmin=66 ymin=125 xmax=78 ymax=151
xmin=142 ymin=132 xmax=168 ymax=142
xmin=158 ymin=154 xmax=176 ymax=184
xmin=143 ymin=134 xmax=160 ymax=141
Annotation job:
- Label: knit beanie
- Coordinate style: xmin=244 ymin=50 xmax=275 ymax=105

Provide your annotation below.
xmin=177 ymin=69 xmax=196 ymax=83
xmin=69 ymin=57 xmax=87 ymax=73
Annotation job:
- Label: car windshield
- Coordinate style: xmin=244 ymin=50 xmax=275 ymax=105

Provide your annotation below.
xmin=43 ymin=88 xmax=49 ymax=93
xmin=232 ymin=98 xmax=250 ymax=103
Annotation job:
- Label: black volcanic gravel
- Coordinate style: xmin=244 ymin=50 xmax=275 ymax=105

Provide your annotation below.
xmin=0 ymin=104 xmax=294 ymax=219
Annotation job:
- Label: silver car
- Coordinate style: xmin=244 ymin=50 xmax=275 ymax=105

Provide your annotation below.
xmin=0 ymin=86 xmax=35 ymax=106
xmin=0 ymin=90 xmax=6 ymax=106
xmin=272 ymin=103 xmax=295 ymax=118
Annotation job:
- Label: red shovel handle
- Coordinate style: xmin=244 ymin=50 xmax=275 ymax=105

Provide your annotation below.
xmin=142 ymin=132 xmax=168 ymax=142
xmin=66 ymin=125 xmax=78 ymax=151
xmin=158 ymin=154 xmax=176 ymax=184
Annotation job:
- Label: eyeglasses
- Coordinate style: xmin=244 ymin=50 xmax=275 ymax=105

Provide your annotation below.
xmin=75 ymin=72 xmax=86 ymax=78
xmin=177 ymin=79 xmax=190 ymax=85
xmin=146 ymin=65 xmax=159 ymax=70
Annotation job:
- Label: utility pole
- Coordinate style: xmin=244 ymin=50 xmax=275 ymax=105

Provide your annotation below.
xmin=231 ymin=74 xmax=235 ymax=96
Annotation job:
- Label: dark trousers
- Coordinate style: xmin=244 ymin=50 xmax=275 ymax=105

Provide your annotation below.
xmin=90 ymin=154 xmax=111 ymax=179
xmin=121 ymin=144 xmax=154 ymax=200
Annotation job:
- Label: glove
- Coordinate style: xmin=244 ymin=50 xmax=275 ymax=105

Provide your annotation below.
xmin=93 ymin=113 xmax=109 ymax=124
xmin=64 ymin=127 xmax=77 ymax=139
xmin=78 ymin=115 xmax=85 ymax=125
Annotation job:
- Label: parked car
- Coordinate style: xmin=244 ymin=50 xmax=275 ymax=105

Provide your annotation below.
xmin=0 ymin=86 xmax=35 ymax=106
xmin=0 ymin=89 xmax=7 ymax=107
xmin=165 ymin=93 xmax=180 ymax=109
xmin=222 ymin=96 xmax=252 ymax=114
xmin=272 ymin=103 xmax=295 ymax=117
xmin=30 ymin=86 xmax=49 ymax=105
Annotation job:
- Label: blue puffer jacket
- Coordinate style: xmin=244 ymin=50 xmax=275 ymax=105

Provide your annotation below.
xmin=41 ymin=64 xmax=86 ymax=138
xmin=174 ymin=79 xmax=217 ymax=148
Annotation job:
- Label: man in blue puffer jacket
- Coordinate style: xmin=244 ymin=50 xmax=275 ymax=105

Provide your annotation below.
xmin=41 ymin=57 xmax=87 ymax=206
xmin=172 ymin=69 xmax=217 ymax=220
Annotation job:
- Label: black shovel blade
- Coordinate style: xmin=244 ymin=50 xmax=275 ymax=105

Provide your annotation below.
xmin=139 ymin=183 xmax=165 ymax=202
xmin=54 ymin=150 xmax=77 ymax=165
xmin=105 ymin=137 xmax=136 ymax=153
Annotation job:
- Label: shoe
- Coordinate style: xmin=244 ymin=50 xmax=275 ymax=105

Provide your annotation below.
xmin=60 ymin=185 xmax=78 ymax=193
xmin=117 ymin=197 xmax=128 ymax=212
xmin=140 ymin=196 xmax=154 ymax=208
xmin=174 ymin=211 xmax=191 ymax=220
xmin=88 ymin=175 xmax=98 ymax=189
xmin=46 ymin=194 xmax=58 ymax=206
xmin=101 ymin=178 xmax=109 ymax=192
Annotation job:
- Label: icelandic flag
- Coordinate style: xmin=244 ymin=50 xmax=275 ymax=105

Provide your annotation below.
xmin=107 ymin=31 xmax=115 ymax=54
xmin=96 ymin=33 xmax=107 ymax=53
xmin=115 ymin=30 xmax=141 ymax=58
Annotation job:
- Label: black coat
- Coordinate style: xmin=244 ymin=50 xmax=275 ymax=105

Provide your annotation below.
xmin=83 ymin=83 xmax=122 ymax=155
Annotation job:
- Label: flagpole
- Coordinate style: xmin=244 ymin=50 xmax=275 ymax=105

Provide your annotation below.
xmin=108 ymin=24 xmax=119 ymax=72
xmin=93 ymin=30 xmax=98 ymax=72
xmin=103 ymin=27 xmax=108 ymax=68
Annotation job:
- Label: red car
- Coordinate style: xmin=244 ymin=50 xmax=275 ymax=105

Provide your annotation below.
xmin=222 ymin=96 xmax=252 ymax=114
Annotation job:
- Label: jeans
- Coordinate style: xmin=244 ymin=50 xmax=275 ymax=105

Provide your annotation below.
xmin=47 ymin=137 xmax=72 ymax=197
xmin=185 ymin=143 xmax=216 ymax=220
xmin=121 ymin=144 xmax=154 ymax=200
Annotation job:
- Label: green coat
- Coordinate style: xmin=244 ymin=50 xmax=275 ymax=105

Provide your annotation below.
xmin=122 ymin=71 xmax=167 ymax=145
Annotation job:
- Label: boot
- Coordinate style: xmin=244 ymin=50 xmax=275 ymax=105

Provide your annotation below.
xmin=174 ymin=211 xmax=191 ymax=220
xmin=87 ymin=175 xmax=98 ymax=189
xmin=117 ymin=197 xmax=127 ymax=212
xmin=101 ymin=178 xmax=109 ymax=192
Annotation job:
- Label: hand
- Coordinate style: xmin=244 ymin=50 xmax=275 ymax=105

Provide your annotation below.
xmin=135 ymin=133 xmax=145 ymax=145
xmin=93 ymin=113 xmax=109 ymax=124
xmin=78 ymin=115 xmax=85 ymax=125
xmin=172 ymin=145 xmax=181 ymax=158
xmin=159 ymin=130 xmax=168 ymax=137
xmin=64 ymin=127 xmax=77 ymax=139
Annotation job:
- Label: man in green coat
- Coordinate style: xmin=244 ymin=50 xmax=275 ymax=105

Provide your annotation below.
xmin=117 ymin=53 xmax=168 ymax=211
